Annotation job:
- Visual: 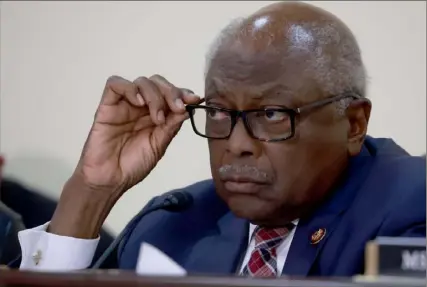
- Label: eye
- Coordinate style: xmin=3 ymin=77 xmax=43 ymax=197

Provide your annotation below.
xmin=260 ymin=110 xmax=289 ymax=122
xmin=207 ymin=109 xmax=229 ymax=121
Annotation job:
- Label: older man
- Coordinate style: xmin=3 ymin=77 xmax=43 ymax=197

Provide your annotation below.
xmin=16 ymin=1 xmax=425 ymax=277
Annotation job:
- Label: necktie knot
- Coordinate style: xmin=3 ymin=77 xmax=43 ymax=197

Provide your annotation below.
xmin=253 ymin=226 xmax=292 ymax=250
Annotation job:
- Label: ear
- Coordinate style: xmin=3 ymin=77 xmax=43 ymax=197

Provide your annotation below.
xmin=346 ymin=99 xmax=372 ymax=156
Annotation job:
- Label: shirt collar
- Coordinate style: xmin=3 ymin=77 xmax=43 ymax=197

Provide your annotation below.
xmin=248 ymin=219 xmax=299 ymax=244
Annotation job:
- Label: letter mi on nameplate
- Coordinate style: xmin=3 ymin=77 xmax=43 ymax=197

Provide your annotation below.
xmin=365 ymin=237 xmax=426 ymax=278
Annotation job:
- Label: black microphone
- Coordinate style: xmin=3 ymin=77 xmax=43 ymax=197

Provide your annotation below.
xmin=91 ymin=191 xmax=193 ymax=269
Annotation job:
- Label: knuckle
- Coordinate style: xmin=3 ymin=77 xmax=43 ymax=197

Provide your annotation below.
xmin=133 ymin=76 xmax=149 ymax=85
xmin=149 ymin=74 xmax=172 ymax=89
xmin=106 ymin=75 xmax=122 ymax=84
xmin=149 ymin=74 xmax=163 ymax=81
xmin=169 ymin=86 xmax=181 ymax=99
xmin=143 ymin=95 xmax=157 ymax=107
xmin=149 ymin=75 xmax=177 ymax=97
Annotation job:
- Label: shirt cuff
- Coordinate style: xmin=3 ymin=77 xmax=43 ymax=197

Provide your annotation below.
xmin=18 ymin=222 xmax=100 ymax=271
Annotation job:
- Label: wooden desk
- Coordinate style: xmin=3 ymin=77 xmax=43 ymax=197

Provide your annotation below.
xmin=0 ymin=270 xmax=425 ymax=287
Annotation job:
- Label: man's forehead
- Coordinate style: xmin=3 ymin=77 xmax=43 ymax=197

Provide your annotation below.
xmin=205 ymin=44 xmax=315 ymax=100
xmin=205 ymin=78 xmax=301 ymax=108
xmin=206 ymin=77 xmax=295 ymax=99
xmin=208 ymin=47 xmax=286 ymax=83
xmin=204 ymin=23 xmax=323 ymax=98
xmin=221 ymin=20 xmax=319 ymax=58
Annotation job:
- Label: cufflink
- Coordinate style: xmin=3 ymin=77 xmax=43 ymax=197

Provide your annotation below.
xmin=32 ymin=250 xmax=42 ymax=265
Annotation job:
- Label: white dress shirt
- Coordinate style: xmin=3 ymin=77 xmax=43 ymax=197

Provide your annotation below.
xmin=18 ymin=220 xmax=297 ymax=273
xmin=18 ymin=222 xmax=100 ymax=271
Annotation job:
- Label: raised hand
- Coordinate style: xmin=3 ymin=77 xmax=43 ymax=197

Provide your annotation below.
xmin=49 ymin=75 xmax=201 ymax=238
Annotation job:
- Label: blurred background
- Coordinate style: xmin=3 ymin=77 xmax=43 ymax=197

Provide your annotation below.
xmin=0 ymin=1 xmax=426 ymax=235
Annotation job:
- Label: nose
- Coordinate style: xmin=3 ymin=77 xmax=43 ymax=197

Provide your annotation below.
xmin=226 ymin=118 xmax=262 ymax=158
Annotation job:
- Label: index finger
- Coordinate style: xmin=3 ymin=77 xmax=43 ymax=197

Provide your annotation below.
xmin=101 ymin=76 xmax=142 ymax=107
xmin=149 ymin=75 xmax=201 ymax=108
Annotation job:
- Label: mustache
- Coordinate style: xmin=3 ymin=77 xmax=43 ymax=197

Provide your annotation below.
xmin=218 ymin=164 xmax=272 ymax=183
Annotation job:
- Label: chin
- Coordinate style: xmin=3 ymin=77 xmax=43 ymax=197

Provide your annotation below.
xmin=225 ymin=194 xmax=273 ymax=222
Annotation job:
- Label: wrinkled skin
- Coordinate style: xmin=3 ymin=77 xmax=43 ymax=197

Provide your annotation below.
xmin=206 ymin=2 xmax=371 ymax=226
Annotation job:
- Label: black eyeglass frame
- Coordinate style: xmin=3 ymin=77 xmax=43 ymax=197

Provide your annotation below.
xmin=185 ymin=92 xmax=365 ymax=142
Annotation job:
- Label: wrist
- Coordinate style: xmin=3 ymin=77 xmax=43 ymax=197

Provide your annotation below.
xmin=49 ymin=174 xmax=119 ymax=239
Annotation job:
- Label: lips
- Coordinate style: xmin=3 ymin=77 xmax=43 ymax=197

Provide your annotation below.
xmin=224 ymin=181 xmax=266 ymax=194
xmin=221 ymin=175 xmax=268 ymax=194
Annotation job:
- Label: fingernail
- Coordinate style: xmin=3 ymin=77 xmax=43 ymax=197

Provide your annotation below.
xmin=157 ymin=110 xmax=165 ymax=123
xmin=184 ymin=90 xmax=200 ymax=98
xmin=175 ymin=99 xmax=184 ymax=110
xmin=137 ymin=94 xmax=145 ymax=106
xmin=182 ymin=88 xmax=195 ymax=95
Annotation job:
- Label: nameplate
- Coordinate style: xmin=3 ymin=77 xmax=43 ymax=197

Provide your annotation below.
xmin=365 ymin=237 xmax=426 ymax=277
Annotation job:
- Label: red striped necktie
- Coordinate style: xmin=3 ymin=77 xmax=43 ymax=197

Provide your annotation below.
xmin=240 ymin=225 xmax=294 ymax=277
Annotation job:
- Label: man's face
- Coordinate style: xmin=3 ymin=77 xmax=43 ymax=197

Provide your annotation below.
xmin=205 ymin=47 xmax=354 ymax=226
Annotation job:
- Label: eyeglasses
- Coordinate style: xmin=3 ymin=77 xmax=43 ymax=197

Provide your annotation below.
xmin=185 ymin=92 xmax=364 ymax=142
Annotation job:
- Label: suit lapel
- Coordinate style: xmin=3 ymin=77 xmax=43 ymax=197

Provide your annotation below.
xmin=184 ymin=211 xmax=249 ymax=275
xmin=283 ymin=146 xmax=374 ymax=276
xmin=282 ymin=211 xmax=343 ymax=276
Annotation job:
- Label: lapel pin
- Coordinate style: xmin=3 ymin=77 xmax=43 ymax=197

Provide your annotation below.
xmin=310 ymin=228 xmax=326 ymax=245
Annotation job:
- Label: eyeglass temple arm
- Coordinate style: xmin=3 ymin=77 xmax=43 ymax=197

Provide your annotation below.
xmin=196 ymin=98 xmax=205 ymax=105
xmin=296 ymin=92 xmax=364 ymax=114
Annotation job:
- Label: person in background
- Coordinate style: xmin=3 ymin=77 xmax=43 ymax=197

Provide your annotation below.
xmin=0 ymin=156 xmax=25 ymax=265
xmin=0 ymin=156 xmax=116 ymax=266
xmin=14 ymin=1 xmax=426 ymax=277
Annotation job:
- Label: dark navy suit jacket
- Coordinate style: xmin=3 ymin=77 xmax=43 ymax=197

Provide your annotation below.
xmin=116 ymin=136 xmax=426 ymax=277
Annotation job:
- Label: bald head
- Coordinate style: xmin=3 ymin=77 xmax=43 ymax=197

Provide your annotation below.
xmin=205 ymin=1 xmax=366 ymax=100
xmin=205 ymin=2 xmax=372 ymax=226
